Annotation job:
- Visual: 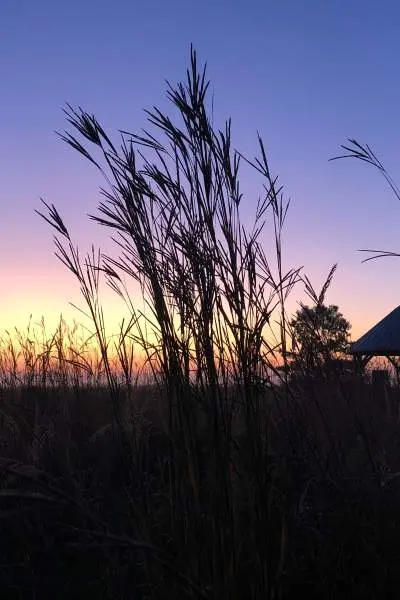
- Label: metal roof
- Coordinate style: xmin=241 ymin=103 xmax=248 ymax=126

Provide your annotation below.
xmin=351 ymin=305 xmax=400 ymax=356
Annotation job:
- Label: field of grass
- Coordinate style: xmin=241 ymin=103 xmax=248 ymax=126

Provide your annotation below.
xmin=2 ymin=49 xmax=400 ymax=598
xmin=1 ymin=327 xmax=400 ymax=598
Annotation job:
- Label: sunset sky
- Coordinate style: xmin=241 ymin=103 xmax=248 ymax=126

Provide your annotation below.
xmin=2 ymin=0 xmax=400 ymax=342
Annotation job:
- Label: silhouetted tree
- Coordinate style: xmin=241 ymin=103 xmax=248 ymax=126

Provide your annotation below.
xmin=290 ymin=304 xmax=351 ymax=371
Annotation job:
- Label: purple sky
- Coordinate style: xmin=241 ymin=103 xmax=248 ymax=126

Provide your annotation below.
xmin=1 ymin=0 xmax=400 ymax=339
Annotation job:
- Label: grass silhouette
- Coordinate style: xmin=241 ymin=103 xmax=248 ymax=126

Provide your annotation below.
xmin=1 ymin=48 xmax=400 ymax=599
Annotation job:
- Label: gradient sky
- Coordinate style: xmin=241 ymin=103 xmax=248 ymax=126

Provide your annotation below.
xmin=2 ymin=0 xmax=400 ymax=340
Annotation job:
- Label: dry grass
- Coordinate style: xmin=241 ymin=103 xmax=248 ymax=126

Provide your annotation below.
xmin=1 ymin=323 xmax=400 ymax=598
xmin=2 ymin=49 xmax=400 ymax=599
xmin=1 ymin=332 xmax=400 ymax=598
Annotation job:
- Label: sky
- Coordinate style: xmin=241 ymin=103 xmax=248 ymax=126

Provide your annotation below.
xmin=1 ymin=0 xmax=400 ymax=342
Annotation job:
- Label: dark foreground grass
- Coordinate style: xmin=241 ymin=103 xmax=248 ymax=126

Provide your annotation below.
xmin=1 ymin=373 xmax=400 ymax=599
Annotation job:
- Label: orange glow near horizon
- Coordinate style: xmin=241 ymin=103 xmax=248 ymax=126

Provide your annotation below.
xmin=0 ymin=273 xmax=388 ymax=351
xmin=0 ymin=285 xmax=380 ymax=376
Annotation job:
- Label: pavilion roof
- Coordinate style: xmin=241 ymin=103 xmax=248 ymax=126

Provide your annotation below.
xmin=351 ymin=305 xmax=400 ymax=356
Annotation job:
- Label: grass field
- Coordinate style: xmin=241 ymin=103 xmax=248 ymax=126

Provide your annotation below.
xmin=2 ymin=49 xmax=400 ymax=598
xmin=1 ymin=324 xmax=400 ymax=599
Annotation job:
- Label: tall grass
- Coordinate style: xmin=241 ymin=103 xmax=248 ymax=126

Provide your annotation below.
xmin=38 ymin=47 xmax=302 ymax=599
xmin=2 ymin=50 xmax=400 ymax=599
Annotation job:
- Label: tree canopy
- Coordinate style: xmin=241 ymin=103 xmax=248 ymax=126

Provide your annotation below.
xmin=290 ymin=304 xmax=351 ymax=371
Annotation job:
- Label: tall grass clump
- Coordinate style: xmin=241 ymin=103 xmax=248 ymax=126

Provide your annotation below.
xmin=35 ymin=48 xmax=303 ymax=598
